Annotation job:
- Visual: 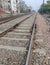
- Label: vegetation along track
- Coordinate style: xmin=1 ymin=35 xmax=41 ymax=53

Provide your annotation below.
xmin=0 ymin=13 xmax=36 ymax=65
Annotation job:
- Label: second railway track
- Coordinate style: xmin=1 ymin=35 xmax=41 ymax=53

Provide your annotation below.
xmin=0 ymin=13 xmax=36 ymax=65
xmin=0 ymin=14 xmax=32 ymax=37
xmin=0 ymin=14 xmax=26 ymax=24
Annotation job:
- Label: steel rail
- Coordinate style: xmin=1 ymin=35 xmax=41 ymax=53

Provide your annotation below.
xmin=25 ymin=14 xmax=36 ymax=65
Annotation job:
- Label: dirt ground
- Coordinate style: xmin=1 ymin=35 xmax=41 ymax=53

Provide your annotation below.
xmin=31 ymin=13 xmax=50 ymax=65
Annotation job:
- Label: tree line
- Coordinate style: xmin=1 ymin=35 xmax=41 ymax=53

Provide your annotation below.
xmin=38 ymin=0 xmax=50 ymax=14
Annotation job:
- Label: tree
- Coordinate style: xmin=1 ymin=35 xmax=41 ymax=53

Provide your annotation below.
xmin=38 ymin=0 xmax=50 ymax=14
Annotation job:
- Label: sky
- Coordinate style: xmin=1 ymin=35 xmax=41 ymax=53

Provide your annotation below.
xmin=23 ymin=0 xmax=48 ymax=11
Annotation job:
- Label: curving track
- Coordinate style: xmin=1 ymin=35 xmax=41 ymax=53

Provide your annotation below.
xmin=0 ymin=13 xmax=36 ymax=65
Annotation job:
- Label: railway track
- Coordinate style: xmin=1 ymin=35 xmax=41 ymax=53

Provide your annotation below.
xmin=0 ymin=13 xmax=36 ymax=65
xmin=0 ymin=14 xmax=27 ymax=24
xmin=0 ymin=14 xmax=32 ymax=37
